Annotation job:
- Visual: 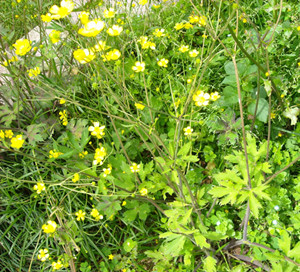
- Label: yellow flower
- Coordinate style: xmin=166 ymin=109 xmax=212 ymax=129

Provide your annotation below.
xmin=73 ymin=48 xmax=95 ymax=64
xmin=49 ymin=149 xmax=63 ymax=159
xmin=189 ymin=49 xmax=199 ymax=58
xmin=132 ymin=61 xmax=145 ymax=72
xmin=78 ymin=19 xmax=105 ymax=37
xmin=11 ymin=135 xmax=25 ymax=149
xmin=42 ymin=220 xmax=57 ymax=234
xmin=108 ymin=254 xmax=114 ymax=260
xmin=5 ymin=130 xmax=14 ymax=138
xmin=37 ymin=249 xmax=49 ymax=262
xmin=94 ymin=40 xmax=108 ymax=52
xmin=41 ymin=13 xmax=53 ymax=22
xmin=130 ymin=162 xmax=140 ymax=173
xmin=52 ymin=260 xmax=63 ymax=270
xmin=0 ymin=130 xmax=4 ymax=140
xmin=174 ymin=22 xmax=185 ymax=30
xmin=189 ymin=15 xmax=200 ymax=24
xmin=140 ymin=188 xmax=148 ymax=196
xmin=265 ymin=72 xmax=270 ymax=77
xmin=103 ymin=165 xmax=112 ymax=177
xmin=103 ymin=8 xmax=115 ymax=18
xmin=184 ymin=22 xmax=193 ymax=29
xmin=59 ymin=98 xmax=66 ymax=104
xmin=122 ymin=201 xmax=126 ymax=206
xmin=75 ymin=210 xmax=86 ymax=221
xmin=79 ymin=150 xmax=88 ymax=158
xmin=179 ymin=45 xmax=189 ymax=53
xmin=157 ymin=58 xmax=169 ymax=67
xmin=183 ymin=126 xmax=193 ymax=136
xmin=153 ymin=28 xmax=165 ymax=37
xmin=107 ymin=25 xmax=123 ymax=36
xmin=193 ymin=91 xmax=210 ymax=106
xmin=139 ymin=0 xmax=148 ymax=5
xmin=27 ymin=67 xmax=40 ymax=78
xmin=187 ymin=79 xmax=192 ymax=84
xmin=78 ymin=11 xmax=90 ymax=25
xmin=152 ymin=4 xmax=161 ymax=8
xmin=59 ymin=110 xmax=68 ymax=126
xmin=210 ymin=91 xmax=220 ymax=101
xmin=88 ymin=122 xmax=105 ymax=139
xmin=135 ymin=102 xmax=145 ymax=110
xmin=198 ymin=15 xmax=207 ymax=26
xmin=50 ymin=0 xmax=74 ymax=20
xmin=138 ymin=36 xmax=156 ymax=50
xmin=49 ymin=30 xmax=61 ymax=43
xmin=93 ymin=147 xmax=107 ymax=165
xmin=102 ymin=49 xmax=121 ymax=61
xmin=72 ymin=173 xmax=80 ymax=182
xmin=33 ymin=183 xmax=46 ymax=194
xmin=91 ymin=208 xmax=103 ymax=221
xmin=297 ymin=26 xmax=300 ymax=31
xmin=13 ymin=39 xmax=32 ymax=56
xmin=270 ymin=112 xmax=276 ymax=119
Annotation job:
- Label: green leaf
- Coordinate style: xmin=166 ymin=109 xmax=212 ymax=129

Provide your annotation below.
xmin=249 ymin=192 xmax=262 ymax=218
xmin=123 ymin=238 xmax=137 ymax=252
xmin=248 ymin=98 xmax=269 ymax=123
xmin=177 ymin=142 xmax=192 ymax=157
xmin=288 ymin=242 xmax=300 ymax=259
xmin=162 ymin=234 xmax=186 ymax=257
xmin=203 ymin=256 xmax=217 ymax=272
xmin=194 ymin=232 xmax=210 ymax=249
xmin=263 ymin=79 xmax=272 ymax=97
xmin=278 ymin=230 xmax=291 ymax=255
xmin=223 ymin=86 xmax=239 ymax=105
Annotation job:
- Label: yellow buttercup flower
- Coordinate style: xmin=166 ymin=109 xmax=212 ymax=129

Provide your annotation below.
xmin=210 ymin=92 xmax=220 ymax=101
xmin=108 ymin=254 xmax=114 ymax=260
xmin=183 ymin=126 xmax=193 ymax=136
xmin=130 ymin=162 xmax=140 ymax=173
xmin=79 ymin=150 xmax=88 ymax=158
xmin=73 ymin=48 xmax=95 ymax=64
xmin=41 ymin=13 xmax=52 ymax=22
xmin=184 ymin=22 xmax=193 ymax=29
xmin=27 ymin=67 xmax=40 ymax=78
xmin=78 ymin=11 xmax=89 ymax=25
xmin=132 ymin=61 xmax=145 ymax=72
xmin=59 ymin=110 xmax=68 ymax=126
xmin=11 ymin=135 xmax=25 ymax=149
xmin=174 ymin=22 xmax=185 ymax=30
xmin=189 ymin=49 xmax=199 ymax=58
xmin=103 ymin=165 xmax=112 ymax=177
xmin=75 ymin=210 xmax=86 ymax=221
xmin=139 ymin=0 xmax=148 ymax=5
xmin=72 ymin=173 xmax=80 ymax=182
xmin=5 ymin=130 xmax=14 ymax=138
xmin=107 ymin=25 xmax=123 ymax=36
xmin=157 ymin=58 xmax=169 ymax=67
xmin=78 ymin=19 xmax=105 ymax=37
xmin=102 ymin=49 xmax=121 ymax=61
xmin=49 ymin=30 xmax=61 ymax=43
xmin=94 ymin=40 xmax=108 ymax=52
xmin=59 ymin=98 xmax=66 ymax=104
xmin=153 ymin=28 xmax=165 ymax=37
xmin=138 ymin=36 xmax=156 ymax=50
xmin=37 ymin=249 xmax=49 ymax=262
xmin=198 ymin=15 xmax=207 ymax=26
xmin=50 ymin=0 xmax=74 ymax=20
xmin=103 ymin=8 xmax=115 ymax=18
xmin=93 ymin=147 xmax=107 ymax=165
xmin=179 ymin=45 xmax=189 ymax=53
xmin=49 ymin=149 xmax=63 ymax=159
xmin=135 ymin=102 xmax=145 ymax=110
xmin=52 ymin=260 xmax=63 ymax=270
xmin=88 ymin=122 xmax=105 ymax=138
xmin=13 ymin=39 xmax=32 ymax=56
xmin=140 ymin=188 xmax=148 ymax=196
xmin=33 ymin=183 xmax=46 ymax=194
xmin=91 ymin=208 xmax=103 ymax=220
xmin=42 ymin=220 xmax=57 ymax=234
xmin=193 ymin=90 xmax=210 ymax=106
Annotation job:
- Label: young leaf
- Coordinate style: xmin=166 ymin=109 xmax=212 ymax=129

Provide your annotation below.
xmin=203 ymin=256 xmax=217 ymax=272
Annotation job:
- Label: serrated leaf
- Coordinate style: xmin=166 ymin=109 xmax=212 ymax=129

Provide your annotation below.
xmin=249 ymin=192 xmax=262 ymax=218
xmin=203 ymin=256 xmax=217 ymax=272
xmin=278 ymin=230 xmax=291 ymax=255
xmin=288 ymin=242 xmax=300 ymax=258
xmin=177 ymin=142 xmax=192 ymax=157
xmin=123 ymin=238 xmax=137 ymax=252
xmin=194 ymin=232 xmax=210 ymax=249
xmin=163 ymin=235 xmax=186 ymax=257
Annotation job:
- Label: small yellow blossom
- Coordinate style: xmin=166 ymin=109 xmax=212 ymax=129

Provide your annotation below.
xmin=139 ymin=0 xmax=148 ymax=5
xmin=78 ymin=11 xmax=90 ymax=25
xmin=140 ymin=188 xmax=148 ymax=196
xmin=189 ymin=49 xmax=199 ymax=58
xmin=198 ymin=15 xmax=207 ymax=26
xmin=72 ymin=173 xmax=80 ymax=182
xmin=59 ymin=110 xmax=68 ymax=126
xmin=79 ymin=150 xmax=88 ymax=158
xmin=49 ymin=150 xmax=63 ymax=159
xmin=91 ymin=208 xmax=103 ymax=221
xmin=265 ymin=72 xmax=270 ymax=77
xmin=153 ymin=4 xmax=161 ymax=8
xmin=103 ymin=166 xmax=112 ymax=177
xmin=52 ymin=260 xmax=63 ymax=270
xmin=153 ymin=28 xmax=165 ymax=37
xmin=49 ymin=30 xmax=61 ymax=43
xmin=135 ymin=102 xmax=145 ymax=110
xmin=174 ymin=22 xmax=185 ymax=30
xmin=278 ymin=132 xmax=283 ymax=137
xmin=59 ymin=98 xmax=66 ymax=104
xmin=130 ymin=162 xmax=140 ymax=173
xmin=187 ymin=79 xmax=192 ymax=84
xmin=88 ymin=122 xmax=105 ymax=139
xmin=37 ymin=249 xmax=49 ymax=262
xmin=5 ymin=130 xmax=14 ymax=138
xmin=103 ymin=8 xmax=115 ymax=18
xmin=13 ymin=39 xmax=32 ymax=56
xmin=210 ymin=91 xmax=220 ymax=101
xmin=73 ymin=48 xmax=95 ymax=64
xmin=157 ymin=58 xmax=169 ymax=67
xmin=184 ymin=22 xmax=194 ymax=29
xmin=183 ymin=126 xmax=193 ymax=136
xmin=49 ymin=0 xmax=74 ymax=20
xmin=75 ymin=210 xmax=86 ymax=221
xmin=108 ymin=254 xmax=114 ymax=260
xmin=193 ymin=90 xmax=210 ymax=106
xmin=0 ymin=130 xmax=4 ymax=140
xmin=33 ymin=183 xmax=46 ymax=194
xmin=11 ymin=135 xmax=25 ymax=149
xmin=132 ymin=3 xmax=136 ymax=7
xmin=27 ymin=67 xmax=40 ymax=78
xmin=78 ymin=19 xmax=105 ymax=37
xmin=138 ymin=36 xmax=156 ymax=50
xmin=189 ymin=15 xmax=200 ymax=24
xmin=202 ymin=34 xmax=208 ymax=38
xmin=297 ymin=26 xmax=300 ymax=31
xmin=270 ymin=112 xmax=276 ymax=119
xmin=122 ymin=269 xmax=127 ymax=272
xmin=179 ymin=45 xmax=189 ymax=53
xmin=122 ymin=201 xmax=126 ymax=206
xmin=102 ymin=49 xmax=121 ymax=61
xmin=42 ymin=220 xmax=57 ymax=234
xmin=107 ymin=25 xmax=123 ymax=36
xmin=94 ymin=40 xmax=108 ymax=52
xmin=93 ymin=147 xmax=107 ymax=165
xmin=132 ymin=61 xmax=145 ymax=72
